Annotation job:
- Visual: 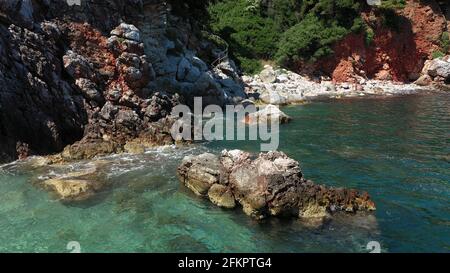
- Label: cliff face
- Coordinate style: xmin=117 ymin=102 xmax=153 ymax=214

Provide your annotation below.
xmin=0 ymin=1 xmax=87 ymax=163
xmin=316 ymin=0 xmax=449 ymax=83
xmin=1 ymin=0 xmax=449 ymax=163
xmin=0 ymin=0 xmax=245 ymax=163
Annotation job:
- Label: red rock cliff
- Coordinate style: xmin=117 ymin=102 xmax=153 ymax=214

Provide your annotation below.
xmin=317 ymin=0 xmax=448 ymax=83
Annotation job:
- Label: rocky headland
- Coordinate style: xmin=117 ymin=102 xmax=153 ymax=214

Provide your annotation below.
xmin=0 ymin=1 xmax=444 ymax=227
xmin=1 ymin=1 xmax=450 ymax=163
xmin=0 ymin=0 xmax=245 ymax=163
xmin=3 ymin=1 xmax=449 ymax=230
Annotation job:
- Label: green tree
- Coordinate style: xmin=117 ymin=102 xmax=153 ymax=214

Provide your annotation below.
xmin=275 ymin=14 xmax=349 ymax=65
xmin=207 ymin=0 xmax=405 ymax=74
xmin=208 ymin=0 xmax=280 ymax=73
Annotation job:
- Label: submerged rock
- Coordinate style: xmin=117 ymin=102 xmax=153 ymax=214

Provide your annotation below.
xmin=44 ymin=178 xmax=102 ymax=202
xmin=123 ymin=142 xmax=146 ymax=154
xmin=178 ymin=150 xmax=376 ymax=221
xmin=41 ymin=163 xmax=108 ymax=202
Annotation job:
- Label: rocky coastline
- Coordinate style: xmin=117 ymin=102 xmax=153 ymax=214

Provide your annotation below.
xmin=0 ymin=1 xmax=446 ymax=217
xmin=243 ymin=65 xmax=442 ymax=106
xmin=0 ymin=0 xmax=448 ymax=226
xmin=10 ymin=147 xmax=376 ymax=225
xmin=0 ymin=0 xmax=245 ymax=163
xmin=1 ymin=1 xmax=449 ymax=164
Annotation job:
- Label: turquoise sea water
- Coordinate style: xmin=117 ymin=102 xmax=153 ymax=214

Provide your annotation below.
xmin=0 ymin=93 xmax=449 ymax=253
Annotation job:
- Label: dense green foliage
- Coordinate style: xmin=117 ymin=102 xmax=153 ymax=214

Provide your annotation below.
xmin=208 ymin=0 xmax=279 ymax=74
xmin=432 ymin=50 xmax=445 ymax=59
xmin=432 ymin=32 xmax=450 ymax=59
xmin=274 ymin=0 xmax=366 ymax=65
xmin=365 ymin=26 xmax=375 ymax=46
xmin=380 ymin=0 xmax=406 ymax=9
xmin=207 ymin=0 xmax=406 ymax=74
xmin=441 ymin=32 xmax=450 ymax=53
xmin=275 ymin=14 xmax=351 ymax=65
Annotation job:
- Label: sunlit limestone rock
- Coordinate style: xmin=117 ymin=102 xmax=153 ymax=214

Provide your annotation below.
xmin=44 ymin=179 xmax=99 ymax=202
xmin=42 ymin=165 xmax=108 ymax=202
xmin=178 ymin=150 xmax=376 ymax=223
xmin=420 ymin=56 xmax=450 ymax=85
xmin=245 ymin=65 xmax=431 ymax=105
xmin=244 ymin=104 xmax=292 ymax=125
xmin=111 ymin=23 xmax=141 ymax=42
xmin=367 ymin=0 xmax=381 ymax=7
xmin=208 ymin=184 xmax=236 ymax=209
xmin=259 ymin=65 xmax=277 ymax=83
xmin=178 ymin=153 xmax=221 ymax=196
xmin=66 ymin=0 xmax=81 ymax=6
xmin=63 ymin=50 xmax=95 ymax=79
xmin=61 ymin=140 xmax=123 ymax=161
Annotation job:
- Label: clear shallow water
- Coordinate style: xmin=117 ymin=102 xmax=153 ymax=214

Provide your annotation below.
xmin=0 ymin=93 xmax=449 ymax=253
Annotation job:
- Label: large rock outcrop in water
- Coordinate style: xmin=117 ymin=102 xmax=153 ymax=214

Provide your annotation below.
xmin=0 ymin=0 xmax=246 ymax=163
xmin=178 ymin=150 xmax=376 ymax=221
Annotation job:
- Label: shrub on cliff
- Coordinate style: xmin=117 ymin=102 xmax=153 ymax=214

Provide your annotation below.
xmin=275 ymin=15 xmax=349 ymax=65
xmin=208 ymin=0 xmax=279 ymax=74
xmin=207 ymin=0 xmax=406 ymax=74
xmin=274 ymin=0 xmax=363 ymax=66
xmin=441 ymin=32 xmax=450 ymax=53
xmin=380 ymin=0 xmax=406 ymax=9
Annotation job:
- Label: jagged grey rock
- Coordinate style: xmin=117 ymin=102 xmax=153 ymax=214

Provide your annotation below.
xmin=0 ymin=0 xmax=248 ymax=163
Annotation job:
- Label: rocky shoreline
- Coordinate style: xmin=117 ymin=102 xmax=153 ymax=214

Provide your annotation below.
xmin=0 ymin=0 xmax=446 ymax=227
xmin=243 ymin=65 xmax=440 ymax=105
xmin=1 ymin=1 xmax=450 ymax=164
xmin=9 ymin=147 xmax=376 ymax=226
xmin=0 ymin=0 xmax=245 ymax=163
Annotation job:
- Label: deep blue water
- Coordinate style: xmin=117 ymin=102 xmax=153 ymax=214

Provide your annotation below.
xmin=0 ymin=93 xmax=449 ymax=252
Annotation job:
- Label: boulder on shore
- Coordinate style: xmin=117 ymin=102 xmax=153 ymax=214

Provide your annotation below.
xmin=418 ymin=56 xmax=450 ymax=85
xmin=244 ymin=104 xmax=292 ymax=125
xmin=178 ymin=150 xmax=376 ymax=221
xmin=245 ymin=65 xmax=431 ymax=105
